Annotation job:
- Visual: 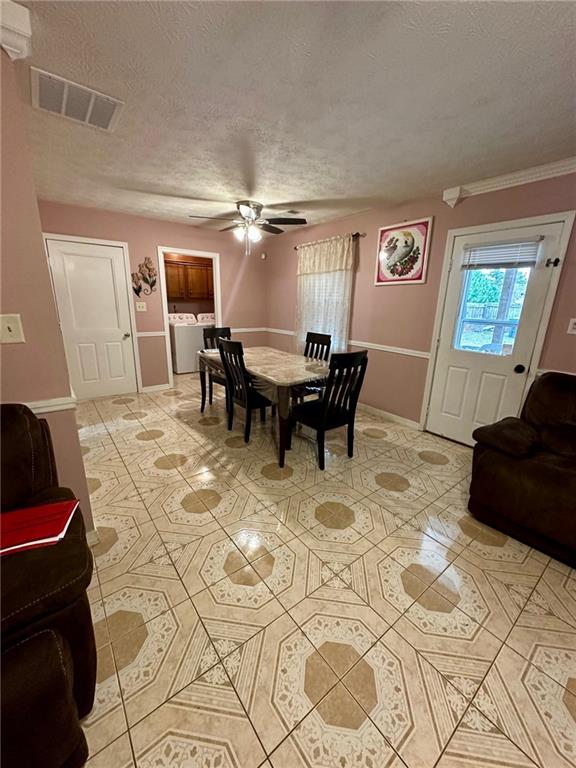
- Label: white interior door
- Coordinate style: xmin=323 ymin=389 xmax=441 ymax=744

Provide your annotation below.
xmin=47 ymin=239 xmax=137 ymax=399
xmin=427 ymin=221 xmax=565 ymax=445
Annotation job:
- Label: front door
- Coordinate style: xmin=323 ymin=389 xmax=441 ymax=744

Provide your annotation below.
xmin=46 ymin=238 xmax=137 ymax=399
xmin=426 ymin=220 xmax=565 ymax=445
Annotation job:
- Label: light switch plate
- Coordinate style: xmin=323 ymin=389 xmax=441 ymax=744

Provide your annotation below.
xmin=568 ymin=318 xmax=576 ymax=335
xmin=0 ymin=314 xmax=25 ymax=343
xmin=135 ymin=302 xmax=147 ymax=312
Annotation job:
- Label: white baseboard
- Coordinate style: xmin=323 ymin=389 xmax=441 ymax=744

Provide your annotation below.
xmin=87 ymin=528 xmax=100 ymax=546
xmin=26 ymin=395 xmax=77 ymax=414
xmin=141 ymin=383 xmax=173 ymax=392
xmin=358 ymin=402 xmax=421 ymax=430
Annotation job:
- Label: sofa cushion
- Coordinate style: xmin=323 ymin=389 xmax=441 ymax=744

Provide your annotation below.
xmin=470 ymin=444 xmax=576 ymax=550
xmin=1 ymin=497 xmax=93 ymax=640
xmin=521 ymin=372 xmax=576 ymax=430
xmin=540 ymin=424 xmax=576 ymax=459
xmin=1 ymin=629 xmax=88 ymax=768
xmin=472 ymin=417 xmax=539 ymax=457
xmin=1 ymin=404 xmax=58 ymax=511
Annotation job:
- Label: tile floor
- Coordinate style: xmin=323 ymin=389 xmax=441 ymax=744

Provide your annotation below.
xmin=81 ymin=374 xmax=576 ymax=768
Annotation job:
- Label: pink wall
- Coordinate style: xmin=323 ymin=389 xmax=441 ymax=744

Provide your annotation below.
xmin=260 ymin=173 xmax=576 ymax=421
xmin=169 ymin=299 xmax=215 ymax=315
xmin=138 ymin=336 xmax=169 ymax=388
xmin=0 ymin=50 xmax=93 ymax=530
xmin=38 ymin=201 xmax=268 ymax=387
xmin=1 ymin=52 xmax=70 ymax=403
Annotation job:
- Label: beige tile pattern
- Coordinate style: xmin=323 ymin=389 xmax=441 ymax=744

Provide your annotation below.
xmin=80 ymin=374 xmax=571 ymax=767
xmin=343 ymin=628 xmax=468 ymax=768
xmin=129 ymin=664 xmax=266 ymax=767
xmin=473 ymin=644 xmax=576 ymax=768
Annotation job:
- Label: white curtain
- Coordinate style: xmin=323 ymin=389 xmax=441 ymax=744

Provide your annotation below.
xmin=296 ymin=234 xmax=354 ymax=353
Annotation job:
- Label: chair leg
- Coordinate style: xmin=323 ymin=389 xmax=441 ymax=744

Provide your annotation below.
xmin=260 ymin=406 xmax=266 ymax=423
xmin=347 ymin=421 xmax=354 ymax=457
xmin=271 ymin=404 xmax=277 ymax=417
xmin=227 ymin=402 xmax=234 ymax=431
xmin=244 ymin=408 xmax=252 ymax=443
xmin=209 ymin=376 xmax=214 ymax=405
xmin=318 ymin=430 xmax=325 ymax=470
xmin=225 ymin=388 xmax=229 ymax=413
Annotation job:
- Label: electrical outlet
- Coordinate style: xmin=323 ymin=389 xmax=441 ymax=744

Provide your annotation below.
xmin=136 ymin=302 xmax=147 ymax=312
xmin=0 ymin=314 xmax=25 ymax=343
xmin=567 ymin=318 xmax=576 ymax=335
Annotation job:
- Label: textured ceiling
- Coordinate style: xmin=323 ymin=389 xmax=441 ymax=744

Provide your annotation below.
xmin=16 ymin=1 xmax=576 ymax=229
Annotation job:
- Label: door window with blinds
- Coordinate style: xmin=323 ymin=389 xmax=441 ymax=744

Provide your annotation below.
xmin=453 ymin=238 xmax=541 ymax=356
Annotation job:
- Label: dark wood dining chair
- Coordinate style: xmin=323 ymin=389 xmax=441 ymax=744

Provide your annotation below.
xmin=202 ymin=326 xmax=231 ymax=410
xmin=293 ymin=331 xmax=332 ymax=402
xmin=304 ymin=332 xmax=331 ymax=361
xmin=218 ymin=339 xmax=274 ymax=443
xmin=289 ymin=350 xmax=368 ymax=470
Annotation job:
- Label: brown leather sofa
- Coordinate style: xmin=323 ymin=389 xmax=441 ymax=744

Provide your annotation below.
xmin=469 ymin=372 xmax=576 ymax=567
xmin=1 ymin=404 xmax=96 ymax=768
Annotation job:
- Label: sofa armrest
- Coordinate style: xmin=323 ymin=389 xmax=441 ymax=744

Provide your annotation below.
xmin=472 ymin=417 xmax=539 ymax=457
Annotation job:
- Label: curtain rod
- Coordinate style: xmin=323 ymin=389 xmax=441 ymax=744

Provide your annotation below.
xmin=294 ymin=232 xmax=366 ymax=251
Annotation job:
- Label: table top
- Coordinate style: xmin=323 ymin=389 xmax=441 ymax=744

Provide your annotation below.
xmin=199 ymin=345 xmax=329 ymax=388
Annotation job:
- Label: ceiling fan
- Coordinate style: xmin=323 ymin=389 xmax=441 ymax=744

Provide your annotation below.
xmin=188 ymin=200 xmax=307 ymax=253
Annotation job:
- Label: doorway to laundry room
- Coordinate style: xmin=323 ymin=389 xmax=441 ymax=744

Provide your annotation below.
xmin=158 ymin=247 xmax=222 ymax=375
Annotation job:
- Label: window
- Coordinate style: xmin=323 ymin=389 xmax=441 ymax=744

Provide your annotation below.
xmin=453 ymin=239 xmax=540 ymax=356
xmin=296 ymin=235 xmax=354 ymax=353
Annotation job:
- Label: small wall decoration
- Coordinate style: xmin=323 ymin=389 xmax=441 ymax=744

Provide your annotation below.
xmin=132 ymin=256 xmax=157 ymax=296
xmin=374 ymin=217 xmax=433 ymax=285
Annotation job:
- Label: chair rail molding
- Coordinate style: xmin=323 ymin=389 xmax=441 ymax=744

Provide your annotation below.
xmin=349 ymin=339 xmax=430 ymax=359
xmin=232 ymin=327 xmax=431 ymax=359
xmin=0 ymin=0 xmax=31 ymax=60
xmin=443 ymin=156 xmax=576 ymax=207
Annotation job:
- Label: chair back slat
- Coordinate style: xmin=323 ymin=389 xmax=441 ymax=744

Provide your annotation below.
xmin=218 ymin=339 xmax=249 ymax=406
xmin=322 ymin=351 xmax=368 ymax=420
xmin=203 ymin=326 xmax=231 ymax=350
xmin=304 ymin=332 xmax=331 ymax=361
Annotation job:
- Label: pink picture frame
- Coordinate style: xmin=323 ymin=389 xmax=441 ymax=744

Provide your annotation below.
xmin=374 ymin=217 xmax=433 ymax=285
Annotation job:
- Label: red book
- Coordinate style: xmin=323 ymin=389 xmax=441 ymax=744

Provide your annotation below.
xmin=0 ymin=500 xmax=79 ymax=556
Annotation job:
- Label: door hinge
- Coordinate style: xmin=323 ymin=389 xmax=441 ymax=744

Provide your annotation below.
xmin=545 ymin=257 xmax=560 ymax=267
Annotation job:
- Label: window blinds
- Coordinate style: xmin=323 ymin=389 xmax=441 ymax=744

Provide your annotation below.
xmin=461 ymin=237 xmax=543 ymax=270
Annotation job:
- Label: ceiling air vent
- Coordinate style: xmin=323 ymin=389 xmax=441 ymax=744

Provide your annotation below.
xmin=30 ymin=67 xmax=123 ymax=132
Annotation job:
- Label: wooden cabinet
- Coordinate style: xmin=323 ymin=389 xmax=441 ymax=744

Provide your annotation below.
xmin=164 ymin=258 xmax=214 ymax=301
xmin=165 ymin=263 xmax=187 ymax=299
xmin=186 ymin=264 xmax=211 ymax=299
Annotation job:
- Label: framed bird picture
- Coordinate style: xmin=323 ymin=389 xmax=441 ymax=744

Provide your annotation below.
xmin=374 ymin=217 xmax=433 ymax=285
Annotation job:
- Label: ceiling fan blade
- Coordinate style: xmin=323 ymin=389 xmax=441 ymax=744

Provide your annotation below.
xmin=258 ymin=223 xmax=283 ymax=235
xmin=266 ymin=217 xmax=307 ymax=225
xmin=220 ymin=225 xmax=241 ymax=232
xmin=188 ymin=215 xmax=238 ymax=221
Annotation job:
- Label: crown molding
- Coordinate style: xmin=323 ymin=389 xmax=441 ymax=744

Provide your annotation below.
xmin=0 ymin=1 xmax=31 ymax=60
xmin=443 ymin=157 xmax=576 ymax=208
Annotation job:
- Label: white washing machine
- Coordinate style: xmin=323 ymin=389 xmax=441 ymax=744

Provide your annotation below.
xmin=168 ymin=314 xmax=214 ymax=374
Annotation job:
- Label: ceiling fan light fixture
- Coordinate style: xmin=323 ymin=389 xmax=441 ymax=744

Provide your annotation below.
xmin=247 ymin=224 xmax=262 ymax=242
xmin=233 ymin=226 xmax=246 ymax=241
xmin=238 ymin=202 xmax=258 ymax=221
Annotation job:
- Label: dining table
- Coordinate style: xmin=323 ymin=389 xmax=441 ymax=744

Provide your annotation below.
xmin=198 ymin=345 xmax=329 ymax=467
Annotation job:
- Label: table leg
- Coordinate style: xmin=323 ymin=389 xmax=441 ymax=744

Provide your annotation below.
xmin=278 ymin=413 xmax=288 ymax=468
xmin=199 ymin=368 xmax=207 ymax=412
xmin=277 ymin=386 xmax=291 ymax=468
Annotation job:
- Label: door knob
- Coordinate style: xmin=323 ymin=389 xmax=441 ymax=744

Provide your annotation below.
xmin=514 ymin=364 xmax=526 ymax=373
xmin=122 ymin=332 xmax=131 ymax=340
